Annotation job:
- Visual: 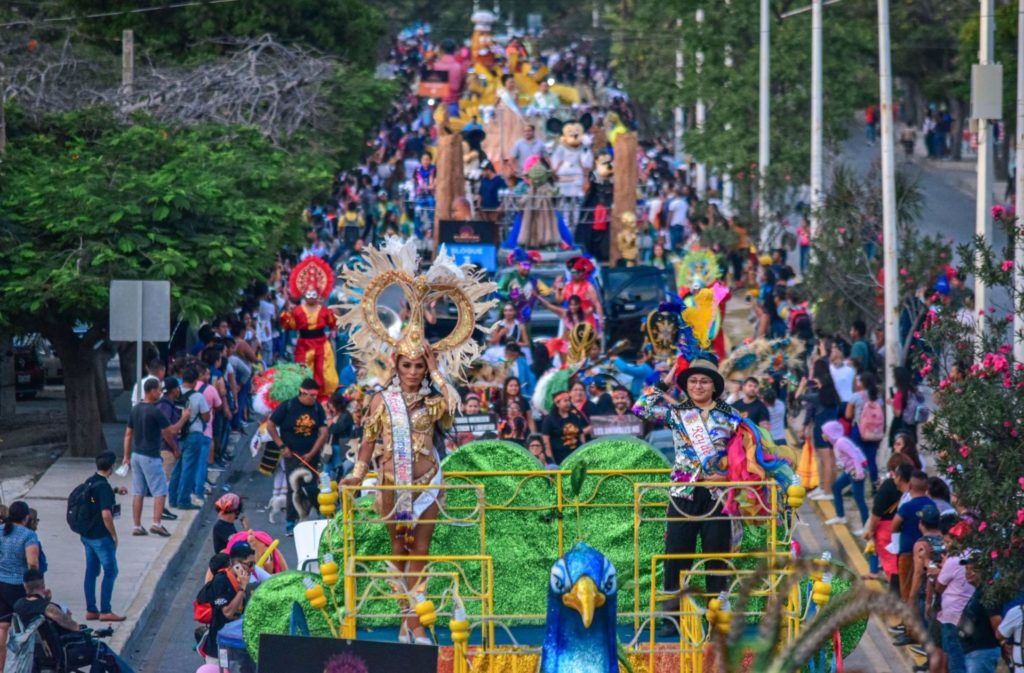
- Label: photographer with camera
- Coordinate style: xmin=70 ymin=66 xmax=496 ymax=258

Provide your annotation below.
xmin=14 ymin=569 xmax=135 ymax=672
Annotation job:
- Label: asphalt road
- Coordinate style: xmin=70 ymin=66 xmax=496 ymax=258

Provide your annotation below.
xmin=833 ymin=131 xmax=1012 ymax=314
xmin=125 ymin=427 xmax=298 ymax=673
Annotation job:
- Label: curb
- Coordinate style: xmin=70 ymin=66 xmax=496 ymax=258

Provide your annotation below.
xmin=111 ymin=506 xmax=205 ymax=655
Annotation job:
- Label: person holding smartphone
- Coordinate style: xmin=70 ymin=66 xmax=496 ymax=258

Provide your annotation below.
xmin=205 ymin=543 xmax=254 ymax=665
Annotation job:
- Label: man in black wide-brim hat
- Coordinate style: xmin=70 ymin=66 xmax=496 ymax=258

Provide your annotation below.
xmin=633 ymin=352 xmax=744 ymax=637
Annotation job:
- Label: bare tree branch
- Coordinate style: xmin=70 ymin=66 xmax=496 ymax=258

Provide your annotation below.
xmin=2 ymin=33 xmax=342 ymax=144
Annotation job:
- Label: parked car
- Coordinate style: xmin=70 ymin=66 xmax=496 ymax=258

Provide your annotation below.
xmin=600 ymin=265 xmax=677 ymax=355
xmin=14 ymin=346 xmax=45 ymax=399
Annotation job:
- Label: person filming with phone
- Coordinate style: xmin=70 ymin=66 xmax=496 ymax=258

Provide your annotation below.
xmin=202 ymin=543 xmax=255 ymax=666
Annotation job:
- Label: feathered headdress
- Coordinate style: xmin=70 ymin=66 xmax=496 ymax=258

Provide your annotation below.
xmin=288 ymin=256 xmax=334 ymax=301
xmin=334 ymin=237 xmax=497 ymax=383
xmin=666 ymin=285 xmax=730 ymax=389
xmin=675 ymin=249 xmax=720 ymax=291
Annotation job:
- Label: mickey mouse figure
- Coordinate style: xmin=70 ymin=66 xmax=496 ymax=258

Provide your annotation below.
xmin=548 ymin=113 xmax=594 ymax=233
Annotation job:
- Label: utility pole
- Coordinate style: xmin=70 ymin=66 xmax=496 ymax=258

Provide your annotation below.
xmin=695 ymin=8 xmax=707 ymax=197
xmin=121 ymin=29 xmax=134 ymax=98
xmin=877 ymin=0 xmax=899 ymax=435
xmin=1015 ymin=0 xmax=1024 ymax=364
xmin=674 ymin=17 xmax=684 ymax=164
xmin=758 ymin=0 xmax=771 ymax=244
xmin=974 ymin=0 xmax=995 ymax=337
xmin=809 ymin=0 xmax=823 ymax=238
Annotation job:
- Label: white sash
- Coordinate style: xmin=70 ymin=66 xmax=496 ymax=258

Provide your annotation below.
xmin=382 ymin=389 xmax=415 ymax=521
xmin=680 ymin=408 xmax=717 ymax=470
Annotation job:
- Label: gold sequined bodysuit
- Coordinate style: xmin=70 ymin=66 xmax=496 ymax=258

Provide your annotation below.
xmin=362 ymin=390 xmax=453 ymax=485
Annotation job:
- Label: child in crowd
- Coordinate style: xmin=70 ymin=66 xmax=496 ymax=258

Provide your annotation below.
xmin=821 ymin=420 xmax=869 ymax=536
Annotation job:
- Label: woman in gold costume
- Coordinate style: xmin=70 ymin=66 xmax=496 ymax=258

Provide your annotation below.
xmin=336 ymin=238 xmax=495 ymax=644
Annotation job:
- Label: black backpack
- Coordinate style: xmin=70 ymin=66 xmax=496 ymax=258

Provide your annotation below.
xmin=66 ymin=479 xmax=99 ymax=535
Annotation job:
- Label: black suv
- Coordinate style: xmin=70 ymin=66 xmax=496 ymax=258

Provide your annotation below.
xmin=600 ymin=265 xmax=678 ymax=356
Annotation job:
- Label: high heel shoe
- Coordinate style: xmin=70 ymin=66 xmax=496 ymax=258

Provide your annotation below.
xmin=413 ymin=635 xmax=432 ymax=645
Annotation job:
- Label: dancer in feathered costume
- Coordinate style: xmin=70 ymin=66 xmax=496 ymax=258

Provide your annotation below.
xmin=280 ymin=257 xmax=339 ymax=401
xmin=496 ymin=248 xmax=551 ymax=322
xmin=631 ymin=286 xmax=797 ymax=635
xmin=336 ymin=237 xmax=496 ymax=646
xmin=720 ymin=337 xmax=805 ymax=388
xmin=531 ymin=322 xmax=597 ymax=415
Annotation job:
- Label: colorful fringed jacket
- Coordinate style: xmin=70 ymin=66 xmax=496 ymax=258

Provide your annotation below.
xmin=633 ymin=392 xmax=798 ymax=512
xmin=632 ymin=393 xmax=740 ymax=499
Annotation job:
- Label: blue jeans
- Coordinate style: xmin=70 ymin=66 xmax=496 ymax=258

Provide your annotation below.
xmin=168 ymin=431 xmax=204 ymax=506
xmin=81 ymin=535 xmax=118 ymax=614
xmin=832 ymin=471 xmax=868 ymax=523
xmin=850 ymin=425 xmax=881 ymax=484
xmin=193 ymin=435 xmax=213 ymax=496
xmin=965 ymin=647 xmax=1001 ymax=673
xmin=942 ymin=622 xmax=967 ymax=673
xmin=799 ymin=246 xmax=809 ymax=274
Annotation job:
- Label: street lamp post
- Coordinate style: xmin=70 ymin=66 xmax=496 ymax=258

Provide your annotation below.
xmin=810 ymin=0 xmax=823 ymax=239
xmin=975 ymin=0 xmax=995 ymax=336
xmin=877 ymin=0 xmax=899 ymax=434
xmin=758 ymin=0 xmax=771 ymax=244
xmin=696 ymin=8 xmax=707 ymax=197
xmin=674 ymin=18 xmax=684 ymax=164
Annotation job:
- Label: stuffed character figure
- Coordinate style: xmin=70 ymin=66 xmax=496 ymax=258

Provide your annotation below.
xmin=548 ymin=114 xmax=594 ymax=231
xmin=576 ymin=151 xmax=614 ymax=261
xmin=502 ymin=161 xmax=574 ymax=250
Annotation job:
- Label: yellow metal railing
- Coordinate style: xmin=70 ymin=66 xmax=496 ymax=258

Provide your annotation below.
xmin=335 ymin=471 xmax=801 ymax=671
xmin=631 ymin=480 xmax=785 ymax=627
xmin=645 ymin=551 xmax=799 ymax=673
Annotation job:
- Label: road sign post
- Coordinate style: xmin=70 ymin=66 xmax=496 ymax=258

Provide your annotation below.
xmin=109 ymin=280 xmax=171 ymax=403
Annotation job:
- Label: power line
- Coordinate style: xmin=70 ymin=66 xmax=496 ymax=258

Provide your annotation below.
xmin=0 ymin=0 xmax=240 ymax=29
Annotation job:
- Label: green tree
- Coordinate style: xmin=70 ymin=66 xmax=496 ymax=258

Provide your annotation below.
xmin=609 ymin=0 xmax=875 ymax=186
xmin=804 ymin=164 xmax=952 ymax=363
xmin=918 ymin=218 xmax=1024 ymax=606
xmin=56 ymin=0 xmax=386 ymax=68
xmin=0 ymin=107 xmax=331 ymax=455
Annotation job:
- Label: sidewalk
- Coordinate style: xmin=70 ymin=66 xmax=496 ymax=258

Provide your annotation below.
xmin=11 ymin=394 xmax=205 ymax=655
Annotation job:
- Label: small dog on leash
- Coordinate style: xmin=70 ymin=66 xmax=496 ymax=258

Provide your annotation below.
xmin=288 ymin=466 xmax=316 ymax=521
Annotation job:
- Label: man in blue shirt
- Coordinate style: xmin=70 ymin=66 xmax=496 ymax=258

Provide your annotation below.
xmin=613 ymin=348 xmax=658 ymax=399
xmin=891 ymin=471 xmax=934 ymax=604
xmin=477 ymin=162 xmax=507 ymax=223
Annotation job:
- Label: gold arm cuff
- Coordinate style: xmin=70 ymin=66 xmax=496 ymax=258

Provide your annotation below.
xmin=351 ymin=460 xmax=369 ymax=480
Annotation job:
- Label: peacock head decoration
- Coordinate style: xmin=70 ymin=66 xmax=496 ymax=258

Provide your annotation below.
xmin=541 ymin=542 xmax=620 ymax=673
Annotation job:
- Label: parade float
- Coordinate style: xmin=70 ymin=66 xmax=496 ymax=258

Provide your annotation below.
xmin=241 ymin=435 xmax=882 ymax=672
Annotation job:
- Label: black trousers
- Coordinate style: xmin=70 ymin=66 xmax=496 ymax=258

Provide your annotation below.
xmin=664 ymin=487 xmax=732 ymax=603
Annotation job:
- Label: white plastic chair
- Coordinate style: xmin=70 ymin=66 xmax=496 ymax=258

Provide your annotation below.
xmin=293 ymin=519 xmax=330 ymax=572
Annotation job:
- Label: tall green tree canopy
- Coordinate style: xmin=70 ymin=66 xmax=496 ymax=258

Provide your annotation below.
xmin=610 ymin=0 xmax=875 ymax=183
xmin=0 ymin=107 xmax=332 ymax=454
